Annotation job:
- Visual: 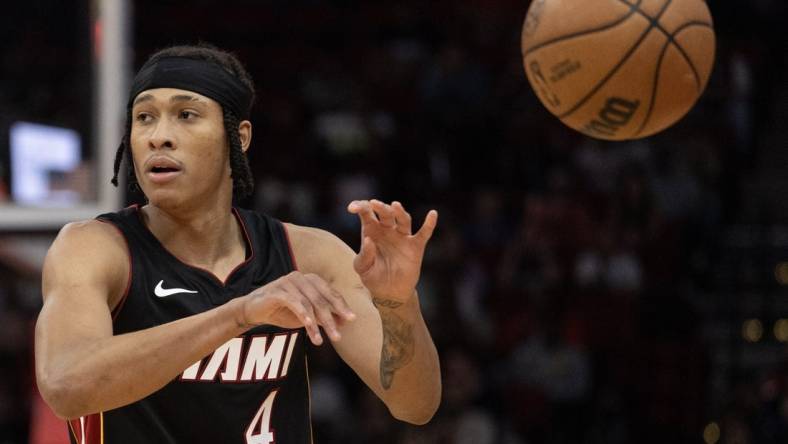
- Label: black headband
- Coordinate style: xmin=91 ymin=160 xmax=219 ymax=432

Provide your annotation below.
xmin=128 ymin=56 xmax=253 ymax=119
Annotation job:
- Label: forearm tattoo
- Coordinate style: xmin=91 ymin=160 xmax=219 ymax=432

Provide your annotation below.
xmin=373 ymin=298 xmax=414 ymax=390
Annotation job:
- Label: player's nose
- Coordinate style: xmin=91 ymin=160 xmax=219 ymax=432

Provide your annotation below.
xmin=148 ymin=119 xmax=176 ymax=150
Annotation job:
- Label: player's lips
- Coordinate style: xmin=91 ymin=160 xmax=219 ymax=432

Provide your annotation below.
xmin=145 ymin=156 xmax=183 ymax=184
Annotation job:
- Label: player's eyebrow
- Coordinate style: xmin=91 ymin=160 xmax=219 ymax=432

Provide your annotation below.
xmin=169 ymin=94 xmax=204 ymax=104
xmin=132 ymin=94 xmax=205 ymax=107
xmin=132 ymin=93 xmax=154 ymax=107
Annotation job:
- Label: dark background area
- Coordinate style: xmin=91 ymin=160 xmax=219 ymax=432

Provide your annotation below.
xmin=2 ymin=0 xmax=788 ymax=443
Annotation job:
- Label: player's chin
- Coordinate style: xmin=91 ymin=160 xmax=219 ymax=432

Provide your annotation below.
xmin=142 ymin=186 xmax=188 ymax=210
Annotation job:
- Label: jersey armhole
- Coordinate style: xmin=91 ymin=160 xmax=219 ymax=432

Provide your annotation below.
xmin=96 ymin=219 xmax=133 ymax=321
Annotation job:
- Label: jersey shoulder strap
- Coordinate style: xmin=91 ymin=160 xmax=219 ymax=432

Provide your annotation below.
xmin=233 ymin=207 xmax=298 ymax=273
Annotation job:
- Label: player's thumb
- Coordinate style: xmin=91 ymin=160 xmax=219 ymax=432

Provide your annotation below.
xmin=353 ymin=236 xmax=377 ymax=276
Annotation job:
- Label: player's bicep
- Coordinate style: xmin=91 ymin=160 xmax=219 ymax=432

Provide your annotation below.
xmin=36 ymin=221 xmax=127 ymax=373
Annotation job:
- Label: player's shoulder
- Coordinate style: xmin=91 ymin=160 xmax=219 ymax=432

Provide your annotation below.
xmin=48 ymin=219 xmax=128 ymax=264
xmin=283 ymin=222 xmax=332 ymax=241
xmin=283 ymin=223 xmax=354 ymax=273
xmin=283 ymin=223 xmax=348 ymax=250
xmin=58 ymin=218 xmax=126 ymax=245
xmin=43 ymin=219 xmax=130 ymax=306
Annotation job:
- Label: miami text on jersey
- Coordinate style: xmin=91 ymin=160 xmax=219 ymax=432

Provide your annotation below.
xmin=180 ymin=331 xmax=300 ymax=383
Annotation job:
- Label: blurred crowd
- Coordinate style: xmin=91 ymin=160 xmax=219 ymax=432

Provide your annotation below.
xmin=2 ymin=0 xmax=788 ymax=443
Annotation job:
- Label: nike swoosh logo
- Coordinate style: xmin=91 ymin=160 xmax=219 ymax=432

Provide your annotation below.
xmin=154 ymin=280 xmax=198 ymax=297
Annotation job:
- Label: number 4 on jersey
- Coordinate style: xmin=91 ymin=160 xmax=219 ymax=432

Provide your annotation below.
xmin=246 ymin=390 xmax=278 ymax=444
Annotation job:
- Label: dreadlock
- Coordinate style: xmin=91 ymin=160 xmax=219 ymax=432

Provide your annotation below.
xmin=111 ymin=43 xmax=256 ymax=201
xmin=224 ymin=110 xmax=255 ymax=200
xmin=111 ymin=106 xmax=138 ymax=192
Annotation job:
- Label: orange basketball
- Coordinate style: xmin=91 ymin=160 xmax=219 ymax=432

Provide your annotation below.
xmin=521 ymin=0 xmax=715 ymax=140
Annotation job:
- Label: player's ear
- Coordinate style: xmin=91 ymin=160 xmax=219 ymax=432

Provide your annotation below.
xmin=238 ymin=120 xmax=252 ymax=153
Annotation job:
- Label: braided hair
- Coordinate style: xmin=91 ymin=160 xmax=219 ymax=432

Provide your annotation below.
xmin=111 ymin=43 xmax=256 ymax=201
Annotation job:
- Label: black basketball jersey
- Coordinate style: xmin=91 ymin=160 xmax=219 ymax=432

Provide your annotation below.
xmin=67 ymin=205 xmax=312 ymax=444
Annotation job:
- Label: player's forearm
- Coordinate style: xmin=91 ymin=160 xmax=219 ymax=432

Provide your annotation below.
xmin=372 ymin=292 xmax=441 ymax=425
xmin=36 ymin=298 xmax=248 ymax=419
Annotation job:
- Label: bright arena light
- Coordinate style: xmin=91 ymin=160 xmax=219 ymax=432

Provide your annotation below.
xmin=742 ymin=319 xmax=763 ymax=343
xmin=774 ymin=319 xmax=788 ymax=342
xmin=703 ymin=422 xmax=720 ymax=444
xmin=775 ymin=262 xmax=788 ymax=285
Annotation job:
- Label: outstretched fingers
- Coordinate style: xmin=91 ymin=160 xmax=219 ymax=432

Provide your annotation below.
xmin=290 ymin=277 xmax=340 ymax=342
xmin=347 ymin=200 xmax=379 ymax=228
xmin=392 ymin=201 xmax=412 ymax=235
xmin=292 ymin=274 xmax=357 ymax=343
xmin=303 ymin=273 xmax=356 ymax=322
xmin=276 ymin=280 xmax=323 ymax=345
xmin=250 ymin=272 xmax=358 ymax=346
xmin=348 ymin=198 xmax=437 ymax=247
xmin=370 ymin=200 xmax=396 ymax=228
xmin=415 ymin=209 xmax=439 ymax=245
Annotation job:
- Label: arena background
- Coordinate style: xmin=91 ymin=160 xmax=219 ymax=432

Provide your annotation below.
xmin=1 ymin=0 xmax=787 ymax=443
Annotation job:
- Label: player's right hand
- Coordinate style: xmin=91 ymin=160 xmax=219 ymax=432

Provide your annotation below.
xmin=237 ymin=271 xmax=356 ymax=345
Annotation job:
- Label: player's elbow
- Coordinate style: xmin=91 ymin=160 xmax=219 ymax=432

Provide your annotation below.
xmin=37 ymin=370 xmax=90 ymax=420
xmin=390 ymin=389 xmax=441 ymax=425
xmin=391 ymin=403 xmax=439 ymax=426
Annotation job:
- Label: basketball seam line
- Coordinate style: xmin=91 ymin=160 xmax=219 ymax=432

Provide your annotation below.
xmin=612 ymin=0 xmax=709 ymax=90
xmin=558 ymin=0 xmax=674 ymax=120
xmin=615 ymin=0 xmax=698 ymax=87
xmin=522 ymin=0 xmax=644 ymax=58
xmin=669 ymin=21 xmax=715 ymax=90
xmin=632 ymin=21 xmax=714 ymax=138
xmin=632 ymin=37 xmax=673 ymax=137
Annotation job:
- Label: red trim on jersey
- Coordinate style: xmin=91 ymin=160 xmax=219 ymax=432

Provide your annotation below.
xmin=131 ymin=205 xmax=255 ymax=287
xmin=305 ymin=355 xmax=314 ymax=444
xmin=67 ymin=419 xmax=79 ymax=443
xmin=96 ymin=219 xmax=133 ymax=321
xmin=281 ymin=223 xmax=300 ymax=271
xmin=225 ymin=207 xmax=256 ymax=285
xmin=86 ymin=413 xmax=102 ymax=444
xmin=68 ymin=413 xmax=101 ymax=444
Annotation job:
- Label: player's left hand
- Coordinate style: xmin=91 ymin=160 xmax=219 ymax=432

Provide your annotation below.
xmin=347 ymin=200 xmax=437 ymax=304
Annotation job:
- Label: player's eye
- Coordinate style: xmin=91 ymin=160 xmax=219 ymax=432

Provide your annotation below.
xmin=179 ymin=110 xmax=198 ymax=120
xmin=135 ymin=113 xmax=153 ymax=123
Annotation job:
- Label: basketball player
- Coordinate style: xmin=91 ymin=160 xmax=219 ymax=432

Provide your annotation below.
xmin=34 ymin=44 xmax=441 ymax=443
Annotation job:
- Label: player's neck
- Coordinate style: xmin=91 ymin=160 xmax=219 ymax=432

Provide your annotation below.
xmin=140 ymin=200 xmax=246 ymax=276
